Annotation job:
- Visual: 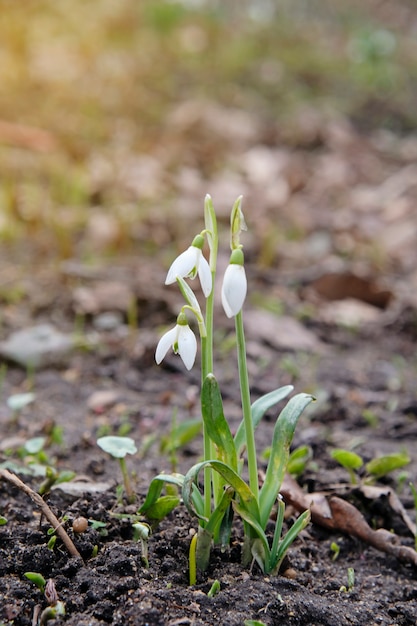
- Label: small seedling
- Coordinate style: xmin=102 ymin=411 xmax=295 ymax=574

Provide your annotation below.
xmin=331 ymin=448 xmax=410 ymax=485
xmin=331 ymin=449 xmax=363 ymax=484
xmin=24 ymin=572 xmax=46 ymax=593
xmin=132 ymin=521 xmax=151 ymax=567
xmin=88 ymin=519 xmax=108 ymax=537
xmin=7 ymin=391 xmax=35 ymax=423
xmin=287 ymin=445 xmax=313 ymax=477
xmin=0 ymin=515 xmax=7 ymax=525
xmin=160 ymin=413 xmax=201 ymax=473
xmin=330 ymin=541 xmax=340 ymax=561
xmin=97 ymin=435 xmax=137 ymax=503
xmin=339 ymin=567 xmax=355 ymax=593
xmin=366 ymin=451 xmax=410 ymax=480
xmin=207 ymin=579 xmax=220 ymax=597
xmin=25 ymin=575 xmax=65 ymax=624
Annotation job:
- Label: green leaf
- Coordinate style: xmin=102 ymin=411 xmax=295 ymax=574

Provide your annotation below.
xmin=97 ymin=436 xmax=137 ymax=459
xmin=201 ymin=374 xmax=237 ymax=471
xmin=259 ymin=393 xmax=314 ymax=528
xmin=331 ymin=449 xmax=363 ymax=471
xmin=232 ymin=499 xmax=270 ymax=570
xmin=141 ymin=495 xmax=180 ymax=524
xmin=24 ymin=437 xmax=45 ymax=455
xmin=24 ymin=572 xmax=46 ymax=592
xmin=268 ymin=508 xmax=310 ymax=574
xmin=7 ymin=392 xmax=35 ymax=412
xmin=234 ymin=385 xmax=293 ymax=457
xmin=288 ymin=445 xmax=312 ymax=476
xmin=366 ymin=452 xmax=410 ymax=478
xmin=195 ymin=525 xmax=212 ymax=574
xmin=183 ymin=460 xmax=260 ymax=523
xmin=141 ymin=473 xmax=184 ymax=509
xmin=160 ymin=418 xmax=201 ymax=454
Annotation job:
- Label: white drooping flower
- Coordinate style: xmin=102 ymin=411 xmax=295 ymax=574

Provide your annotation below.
xmin=165 ymin=235 xmax=212 ymax=298
xmin=221 ymin=249 xmax=247 ymax=318
xmin=155 ymin=317 xmax=197 ymax=370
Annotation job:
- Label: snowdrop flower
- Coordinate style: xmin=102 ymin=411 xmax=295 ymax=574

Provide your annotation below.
xmin=155 ymin=313 xmax=197 ymax=370
xmin=165 ymin=234 xmax=212 ymax=298
xmin=221 ymin=249 xmax=247 ymax=318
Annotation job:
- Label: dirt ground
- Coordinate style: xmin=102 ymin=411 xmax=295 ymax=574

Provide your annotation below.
xmin=0 ymin=231 xmax=417 ymax=625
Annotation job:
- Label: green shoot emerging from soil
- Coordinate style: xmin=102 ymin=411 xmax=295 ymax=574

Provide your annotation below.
xmin=97 ymin=436 xmax=137 ymax=503
xmin=141 ymin=195 xmax=314 ymax=576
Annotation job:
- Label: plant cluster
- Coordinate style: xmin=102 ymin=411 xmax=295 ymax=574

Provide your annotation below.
xmin=140 ymin=195 xmax=314 ymax=577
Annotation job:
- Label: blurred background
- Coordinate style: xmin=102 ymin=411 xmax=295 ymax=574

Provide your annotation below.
xmin=0 ymin=0 xmax=416 ymax=280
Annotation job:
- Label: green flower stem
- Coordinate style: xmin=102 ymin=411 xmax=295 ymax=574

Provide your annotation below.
xmin=235 ymin=310 xmax=259 ymax=501
xmin=200 ymin=334 xmax=212 ymax=520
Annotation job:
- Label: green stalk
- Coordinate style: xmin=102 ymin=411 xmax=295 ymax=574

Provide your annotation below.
xmin=119 ymin=457 xmax=135 ymax=504
xmin=235 ymin=310 xmax=258 ymax=501
xmin=201 ymin=334 xmax=212 ymax=520
xmin=202 ymin=199 xmax=219 ymax=517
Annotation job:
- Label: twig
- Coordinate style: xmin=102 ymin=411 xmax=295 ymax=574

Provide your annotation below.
xmin=0 ymin=468 xmax=82 ymax=561
xmin=281 ymin=473 xmax=417 ymax=568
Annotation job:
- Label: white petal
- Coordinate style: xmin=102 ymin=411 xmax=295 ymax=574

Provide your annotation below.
xmin=177 ymin=325 xmax=197 ymax=370
xmin=221 ymin=264 xmax=247 ymax=318
xmin=155 ymin=326 xmax=178 ymax=364
xmin=197 ymin=254 xmax=212 ymax=297
xmin=165 ymin=247 xmax=197 ymax=284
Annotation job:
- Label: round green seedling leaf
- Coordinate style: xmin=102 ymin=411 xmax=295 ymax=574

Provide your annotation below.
xmin=97 ymin=436 xmax=137 ymax=458
xmin=24 ymin=436 xmax=46 ymax=455
xmin=7 ymin=392 xmax=36 ymax=412
xmin=331 ymin=449 xmax=363 ymax=471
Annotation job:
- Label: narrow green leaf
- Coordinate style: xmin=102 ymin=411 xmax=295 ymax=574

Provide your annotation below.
xmin=201 ymin=374 xmax=237 ymax=471
xmin=141 ymin=495 xmax=180 ymax=524
xmin=269 ymin=509 xmax=310 ymax=574
xmin=182 ymin=460 xmax=260 ymax=522
xmin=195 ymin=525 xmax=212 ymax=573
xmin=259 ymin=393 xmax=314 ymax=528
xmin=139 ymin=473 xmax=206 ymax=519
xmin=160 ymin=418 xmax=201 ymax=454
xmin=232 ymin=499 xmax=270 ymax=569
xmin=234 ymin=385 xmax=293 ymax=456
xmin=205 ymin=486 xmax=234 ymax=537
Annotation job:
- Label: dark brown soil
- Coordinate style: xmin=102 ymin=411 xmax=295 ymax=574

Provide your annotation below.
xmin=1 ymin=256 xmax=417 ymax=626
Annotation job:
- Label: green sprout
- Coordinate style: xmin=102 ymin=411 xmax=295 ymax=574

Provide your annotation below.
xmin=132 ymin=521 xmax=150 ymax=567
xmin=7 ymin=392 xmax=35 ymax=423
xmin=330 ymin=541 xmax=340 ymax=561
xmin=24 ymin=572 xmax=47 ymax=593
xmin=97 ymin=436 xmax=137 ymax=503
xmin=141 ymin=195 xmax=314 ymax=577
xmin=207 ymin=579 xmax=220 ymax=597
xmin=160 ymin=412 xmax=201 ymax=473
xmin=331 ymin=449 xmax=363 ymax=484
xmin=365 ymin=451 xmax=410 ymax=480
xmin=339 ymin=567 xmax=355 ymax=593
xmin=331 ymin=448 xmax=410 ymax=485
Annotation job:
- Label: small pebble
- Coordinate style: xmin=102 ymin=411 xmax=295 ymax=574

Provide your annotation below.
xmin=73 ymin=517 xmax=88 ymax=533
